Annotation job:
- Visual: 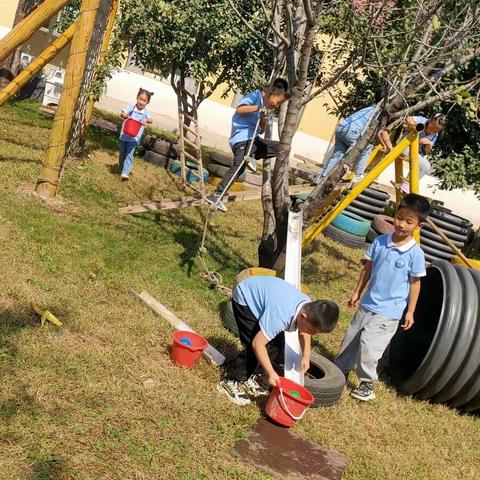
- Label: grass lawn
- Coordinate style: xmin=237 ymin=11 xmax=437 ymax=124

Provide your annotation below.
xmin=0 ymin=100 xmax=478 ymax=480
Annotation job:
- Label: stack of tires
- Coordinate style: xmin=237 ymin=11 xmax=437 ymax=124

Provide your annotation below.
xmin=344 ymin=187 xmax=390 ymax=222
xmin=323 ymin=211 xmax=371 ymax=249
xmin=389 ymin=260 xmax=480 ymax=413
xmin=421 ymin=208 xmax=473 ymax=263
xmin=141 ymin=135 xmax=178 ymax=169
xmin=207 ymin=151 xmax=263 ymax=191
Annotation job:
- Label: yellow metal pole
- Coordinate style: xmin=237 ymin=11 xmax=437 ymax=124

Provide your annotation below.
xmin=0 ymin=22 xmax=76 ymax=108
xmin=394 ymin=156 xmax=404 ymax=205
xmin=302 ymin=132 xmax=418 ymax=247
xmin=84 ymin=0 xmax=119 ymax=128
xmin=36 ymin=0 xmax=101 ymax=199
xmin=409 ymin=133 xmax=420 ymax=242
xmin=0 ymin=0 xmax=71 ymax=64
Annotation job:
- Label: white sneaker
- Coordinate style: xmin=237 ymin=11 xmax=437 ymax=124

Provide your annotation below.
xmin=244 ymin=155 xmax=257 ymax=173
xmin=351 ymin=174 xmax=364 ymax=184
xmin=217 ymin=379 xmax=251 ymax=406
xmin=205 ymin=193 xmax=227 ymax=213
xmin=243 ymin=374 xmax=269 ymax=397
xmin=120 ymin=173 xmax=129 ymax=181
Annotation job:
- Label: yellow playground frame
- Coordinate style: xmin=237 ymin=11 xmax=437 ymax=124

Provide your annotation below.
xmin=302 ymin=129 xmax=421 ymax=247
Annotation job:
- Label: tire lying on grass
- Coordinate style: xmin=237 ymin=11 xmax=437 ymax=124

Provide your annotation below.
xmin=144 ymin=150 xmax=169 ymax=168
xmin=219 ymin=300 xmax=345 ymax=407
xmin=372 ymin=215 xmax=394 ymax=235
xmin=331 ymin=211 xmax=370 ymax=237
xmin=210 ymin=150 xmax=234 ymax=167
xmin=389 ymin=260 xmax=480 ymax=412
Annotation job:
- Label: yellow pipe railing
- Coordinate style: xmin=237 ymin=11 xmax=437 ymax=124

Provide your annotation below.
xmin=0 ymin=0 xmax=70 ymax=64
xmin=0 ymin=22 xmax=77 ymax=108
xmin=302 ymin=130 xmax=419 ymax=247
xmin=409 ymin=133 xmax=420 ymax=242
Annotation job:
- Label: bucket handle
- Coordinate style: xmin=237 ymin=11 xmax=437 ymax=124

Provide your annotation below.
xmin=278 ymin=388 xmax=307 ymax=421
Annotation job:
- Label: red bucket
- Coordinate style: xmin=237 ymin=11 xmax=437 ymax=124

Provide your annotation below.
xmin=265 ymin=377 xmax=314 ymax=427
xmin=171 ymin=330 xmax=208 ymax=368
xmin=123 ymin=118 xmax=143 ymax=137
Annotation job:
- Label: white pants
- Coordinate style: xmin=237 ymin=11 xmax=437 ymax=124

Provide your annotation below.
xmin=334 ymin=306 xmax=399 ymax=382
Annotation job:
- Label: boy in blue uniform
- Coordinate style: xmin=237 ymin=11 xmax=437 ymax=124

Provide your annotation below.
xmin=217 ymin=276 xmax=339 ymax=406
xmin=206 ymin=78 xmax=290 ymax=212
xmin=335 ymin=193 xmax=431 ymax=401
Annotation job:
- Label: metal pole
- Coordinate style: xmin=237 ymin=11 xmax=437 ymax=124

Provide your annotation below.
xmin=0 ymin=0 xmax=71 ymax=64
xmin=394 ymin=156 xmax=404 ymax=205
xmin=36 ymin=0 xmax=101 ymax=198
xmin=0 ymin=22 xmax=76 ymax=108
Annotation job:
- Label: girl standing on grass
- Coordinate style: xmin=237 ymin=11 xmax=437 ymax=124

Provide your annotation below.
xmin=118 ymin=88 xmax=154 ymax=181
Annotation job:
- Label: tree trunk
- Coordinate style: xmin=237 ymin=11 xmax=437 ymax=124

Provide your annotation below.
xmin=66 ymin=0 xmax=114 ymax=158
xmin=0 ymin=0 xmax=32 ymax=89
xmin=258 ymin=19 xmax=318 ymax=271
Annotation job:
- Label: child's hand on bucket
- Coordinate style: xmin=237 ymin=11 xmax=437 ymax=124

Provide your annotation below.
xmin=267 ymin=371 xmax=280 ymax=388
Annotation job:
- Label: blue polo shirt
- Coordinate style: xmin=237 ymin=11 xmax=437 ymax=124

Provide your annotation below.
xmin=232 ymin=276 xmax=311 ymax=341
xmin=229 ymin=89 xmax=263 ymax=147
xmin=119 ymin=104 xmax=151 ymax=144
xmin=361 ymin=234 xmax=426 ymax=320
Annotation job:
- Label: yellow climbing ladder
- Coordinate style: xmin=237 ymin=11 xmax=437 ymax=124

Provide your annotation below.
xmin=302 ymin=130 xmax=421 ymax=247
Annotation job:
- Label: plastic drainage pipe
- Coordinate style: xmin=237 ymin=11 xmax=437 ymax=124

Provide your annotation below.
xmin=449 ymin=268 xmax=480 ymax=408
xmin=389 ymin=260 xmax=463 ymax=395
xmin=418 ymin=265 xmax=478 ymax=400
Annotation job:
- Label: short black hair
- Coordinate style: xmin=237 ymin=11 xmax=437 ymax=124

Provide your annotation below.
xmin=398 ymin=193 xmax=431 ymax=222
xmin=272 ymin=78 xmax=290 ymax=98
xmin=303 ymin=300 xmax=339 ymax=333
xmin=374 ymin=86 xmax=386 ymax=103
xmin=137 ymin=88 xmax=154 ymax=102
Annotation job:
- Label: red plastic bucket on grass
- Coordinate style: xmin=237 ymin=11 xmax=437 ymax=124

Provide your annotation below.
xmin=171 ymin=330 xmax=208 ymax=368
xmin=123 ymin=118 xmax=143 ymax=137
xmin=265 ymin=377 xmax=314 ymax=427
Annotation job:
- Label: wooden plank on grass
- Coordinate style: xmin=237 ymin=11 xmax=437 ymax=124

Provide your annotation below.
xmin=134 ymin=290 xmax=225 ymax=366
xmin=291 ymin=166 xmax=318 ymax=183
xmin=119 ymin=185 xmax=314 ymax=214
xmin=293 ymin=153 xmax=324 ymax=168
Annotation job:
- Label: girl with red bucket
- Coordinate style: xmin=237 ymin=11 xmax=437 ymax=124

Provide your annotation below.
xmin=216 ymin=276 xmax=339 ymax=407
xmin=118 ymin=88 xmax=154 ymax=181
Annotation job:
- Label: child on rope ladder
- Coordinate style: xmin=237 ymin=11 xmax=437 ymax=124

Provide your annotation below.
xmin=118 ymin=88 xmax=154 ymax=181
xmin=205 ymin=78 xmax=290 ymax=213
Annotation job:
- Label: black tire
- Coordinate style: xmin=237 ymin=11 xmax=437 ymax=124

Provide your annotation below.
xmin=424 ymin=253 xmax=437 ymax=264
xmin=429 ymin=215 xmax=471 ymax=236
xmin=389 ymin=260 xmax=463 ymax=395
xmin=151 ymin=139 xmax=172 ymax=156
xmin=423 ymin=222 xmax=467 ymax=243
xmin=420 ymin=244 xmax=454 ymax=261
xmin=366 ymin=228 xmax=378 ymax=244
xmin=210 ymin=150 xmax=234 ymax=167
xmin=417 ymin=265 xmax=477 ymax=400
xmin=144 ymin=150 xmax=169 ymax=168
xmin=219 ymin=300 xmax=239 ymax=337
xmin=420 ymin=228 xmax=464 ymax=248
xmin=372 ymin=215 xmax=395 ymax=234
xmin=345 ymin=205 xmax=377 ymax=221
xmin=419 ymin=235 xmax=458 ymax=255
xmin=357 ymin=193 xmax=388 ymax=208
xmin=430 ymin=209 xmax=473 ymax=229
xmin=207 ymin=162 xmax=232 ymax=177
xmin=433 ymin=267 xmax=480 ymax=405
xmin=361 ymin=186 xmax=390 ymax=201
xmin=323 ymin=224 xmax=366 ymax=249
xmin=304 ymin=353 xmax=346 ymax=407
xmin=350 ymin=199 xmax=385 ymax=214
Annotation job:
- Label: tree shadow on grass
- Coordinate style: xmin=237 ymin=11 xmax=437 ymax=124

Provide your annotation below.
xmin=27 ymin=453 xmax=69 ymax=480
xmin=0 ymin=154 xmax=42 ymax=164
xmin=152 ymin=207 xmax=252 ymax=279
xmin=0 ymin=134 xmax=46 ymax=153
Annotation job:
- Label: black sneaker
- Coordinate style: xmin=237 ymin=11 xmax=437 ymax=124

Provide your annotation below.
xmin=350 ymin=381 xmax=375 ymax=401
xmin=205 ymin=193 xmax=227 ymax=213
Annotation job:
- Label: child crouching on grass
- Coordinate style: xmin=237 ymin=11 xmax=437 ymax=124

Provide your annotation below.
xmin=335 ymin=193 xmax=431 ymax=401
xmin=217 ymin=276 xmax=339 ymax=406
xmin=118 ymin=88 xmax=154 ymax=181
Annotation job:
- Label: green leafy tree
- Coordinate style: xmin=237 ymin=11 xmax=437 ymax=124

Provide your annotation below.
xmin=115 ymin=0 xmax=272 ymax=122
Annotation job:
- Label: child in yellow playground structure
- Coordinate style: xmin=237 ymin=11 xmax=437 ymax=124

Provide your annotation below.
xmin=118 ymin=88 xmax=154 ymax=181
xmin=335 ymin=193 xmax=432 ymax=401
